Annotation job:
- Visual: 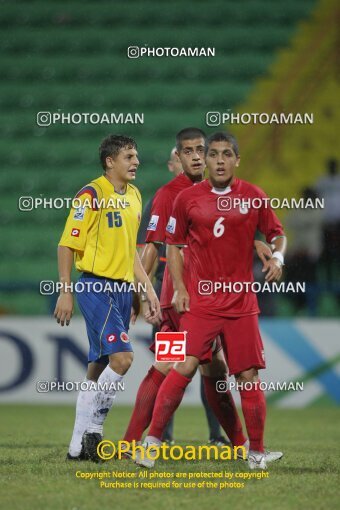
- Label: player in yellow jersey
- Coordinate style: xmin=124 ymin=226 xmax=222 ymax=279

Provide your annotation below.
xmin=55 ymin=134 xmax=161 ymax=462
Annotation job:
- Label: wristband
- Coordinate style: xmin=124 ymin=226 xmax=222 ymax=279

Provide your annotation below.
xmin=140 ymin=292 xmax=148 ymax=302
xmin=272 ymin=251 xmax=284 ymax=265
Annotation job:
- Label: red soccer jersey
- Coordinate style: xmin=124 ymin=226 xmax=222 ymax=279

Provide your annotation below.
xmin=146 ymin=172 xmax=193 ymax=308
xmin=166 ymin=178 xmax=284 ymax=317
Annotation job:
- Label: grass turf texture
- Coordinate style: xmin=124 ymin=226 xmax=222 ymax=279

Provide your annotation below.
xmin=0 ymin=405 xmax=339 ymax=510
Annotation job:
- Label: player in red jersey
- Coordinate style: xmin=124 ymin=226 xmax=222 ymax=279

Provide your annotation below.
xmin=139 ymin=132 xmax=287 ymax=470
xmin=124 ymin=128 xmax=273 ymax=451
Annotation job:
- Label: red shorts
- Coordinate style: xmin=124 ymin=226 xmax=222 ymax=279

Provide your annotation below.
xmin=179 ymin=312 xmax=265 ymax=375
xmin=149 ymin=307 xmax=222 ymax=355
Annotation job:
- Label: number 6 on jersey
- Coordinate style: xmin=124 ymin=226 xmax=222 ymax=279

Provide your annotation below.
xmin=213 ymin=217 xmax=225 ymax=238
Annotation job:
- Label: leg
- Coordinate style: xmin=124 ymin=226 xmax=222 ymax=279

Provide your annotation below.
xmin=123 ymin=307 xmax=181 ymax=443
xmin=123 ymin=361 xmax=173 ymax=443
xmin=67 ymin=361 xmax=106 ymax=458
xmin=144 ymin=355 xmax=199 ymax=444
xmin=220 ymin=314 xmax=283 ymax=469
xmin=84 ymin=351 xmax=133 ymax=461
xmin=200 ymin=348 xmax=247 ymax=447
xmin=234 ymin=367 xmax=284 ymax=469
xmin=199 ymin=374 xmax=222 ymax=441
xmin=236 ymin=367 xmax=266 ymax=453
xmin=87 ymin=351 xmax=133 ymax=433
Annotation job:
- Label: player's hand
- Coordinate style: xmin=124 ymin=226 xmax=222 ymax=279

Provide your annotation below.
xmin=54 ymin=293 xmax=74 ymax=326
xmin=141 ymin=300 xmax=161 ymax=325
xmin=262 ymin=257 xmax=283 ymax=282
xmin=172 ymin=287 xmax=190 ymax=314
xmin=143 ymin=289 xmax=161 ymax=324
xmin=255 ymin=240 xmax=272 ymax=267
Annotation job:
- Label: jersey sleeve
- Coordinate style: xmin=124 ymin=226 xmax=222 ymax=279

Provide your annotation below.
xmin=145 ymin=187 xmax=172 ymax=244
xmin=256 ymin=188 xmax=285 ymax=243
xmin=137 ymin=198 xmax=153 ymax=246
xmin=58 ymin=186 xmax=98 ymax=252
xmin=165 ymin=191 xmax=189 ymax=246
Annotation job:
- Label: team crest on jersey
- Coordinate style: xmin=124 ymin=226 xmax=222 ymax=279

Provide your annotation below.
xmin=147 ymin=214 xmax=159 ymax=231
xmin=71 ymin=228 xmax=80 ymax=237
xmin=166 ymin=216 xmax=176 ymax=234
xmin=73 ymin=205 xmax=86 ymax=221
xmin=239 ymin=204 xmax=249 ymax=215
xmin=120 ymin=332 xmax=129 ymax=343
xmin=106 ymin=333 xmax=117 ymax=343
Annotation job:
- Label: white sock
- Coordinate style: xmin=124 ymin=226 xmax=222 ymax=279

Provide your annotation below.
xmin=87 ymin=366 xmax=124 ymax=434
xmin=68 ymin=378 xmax=97 ymax=457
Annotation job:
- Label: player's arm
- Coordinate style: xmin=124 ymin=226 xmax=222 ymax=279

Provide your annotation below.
xmin=166 ymin=191 xmax=190 ymax=313
xmin=138 ymin=188 xmax=172 ymax=322
xmin=54 ymin=245 xmax=74 ymax=326
xmin=140 ymin=241 xmax=162 ymax=275
xmin=54 ymin=187 xmax=95 ymax=326
xmin=257 ymin=189 xmax=287 ymax=282
xmin=134 ymin=250 xmax=161 ymax=322
xmin=254 ymin=239 xmax=272 ymax=265
xmin=167 ymin=245 xmax=190 ymax=313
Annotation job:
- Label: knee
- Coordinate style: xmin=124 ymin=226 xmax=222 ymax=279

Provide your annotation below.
xmin=175 ymin=356 xmax=199 ymax=378
xmin=154 ymin=361 xmax=173 ymax=376
xmin=109 ymin=352 xmax=134 ymax=375
xmin=200 ymin=359 xmax=227 ymax=379
xmin=235 ymin=367 xmax=258 ymax=384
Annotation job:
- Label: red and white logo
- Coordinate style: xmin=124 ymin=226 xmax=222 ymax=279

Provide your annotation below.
xmin=120 ymin=332 xmax=129 ymax=343
xmin=106 ymin=333 xmax=117 ymax=343
xmin=155 ymin=332 xmax=186 ymax=362
xmin=71 ymin=228 xmax=80 ymax=237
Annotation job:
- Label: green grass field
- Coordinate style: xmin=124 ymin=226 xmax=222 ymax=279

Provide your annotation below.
xmin=0 ymin=405 xmax=339 ymax=510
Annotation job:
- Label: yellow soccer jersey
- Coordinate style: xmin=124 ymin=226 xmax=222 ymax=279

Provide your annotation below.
xmin=59 ymin=175 xmax=142 ymax=282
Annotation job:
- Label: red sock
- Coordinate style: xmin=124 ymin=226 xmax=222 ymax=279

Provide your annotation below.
xmin=239 ymin=384 xmax=266 ymax=452
xmin=123 ymin=366 xmax=165 ymax=442
xmin=202 ymin=376 xmax=246 ymax=446
xmin=148 ymin=368 xmax=191 ymax=440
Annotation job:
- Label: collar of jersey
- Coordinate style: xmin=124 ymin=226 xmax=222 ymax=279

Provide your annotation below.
xmin=206 ymin=176 xmax=238 ymax=195
xmin=99 ymin=175 xmax=129 ymax=196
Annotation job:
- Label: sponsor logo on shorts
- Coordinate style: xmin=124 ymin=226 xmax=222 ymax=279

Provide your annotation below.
xmin=155 ymin=331 xmax=186 ymax=362
xmin=166 ymin=216 xmax=176 ymax=234
xmin=71 ymin=228 xmax=80 ymax=237
xmin=147 ymin=214 xmax=159 ymax=231
xmin=120 ymin=332 xmax=129 ymax=343
xmin=106 ymin=334 xmax=117 ymax=343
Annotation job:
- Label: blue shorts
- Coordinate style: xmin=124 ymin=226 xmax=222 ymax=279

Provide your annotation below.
xmin=76 ymin=273 xmax=133 ymax=363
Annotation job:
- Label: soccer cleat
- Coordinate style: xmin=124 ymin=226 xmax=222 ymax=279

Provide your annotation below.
xmin=66 ymin=451 xmax=86 ymax=461
xmin=265 ymin=450 xmax=283 ymax=463
xmin=82 ymin=432 xmax=103 ymax=463
xmin=66 ymin=439 xmax=88 ymax=461
xmin=208 ymin=436 xmax=231 ymax=447
xmin=135 ymin=437 xmax=161 ymax=469
xmin=248 ymin=451 xmax=267 ymax=470
xmin=237 ymin=439 xmax=249 ymax=459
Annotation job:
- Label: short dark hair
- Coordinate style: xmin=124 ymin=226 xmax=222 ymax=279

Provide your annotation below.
xmin=205 ymin=132 xmax=239 ymax=156
xmin=176 ymin=127 xmax=206 ymax=151
xmin=99 ymin=134 xmax=137 ymax=170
